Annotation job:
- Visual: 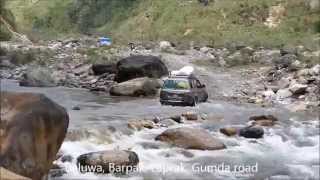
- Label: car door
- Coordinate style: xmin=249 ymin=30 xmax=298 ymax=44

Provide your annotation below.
xmin=195 ymin=79 xmax=207 ymax=102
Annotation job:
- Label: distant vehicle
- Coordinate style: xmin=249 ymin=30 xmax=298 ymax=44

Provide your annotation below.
xmin=160 ymin=73 xmax=208 ymax=106
xmin=99 ymin=37 xmax=112 ymax=46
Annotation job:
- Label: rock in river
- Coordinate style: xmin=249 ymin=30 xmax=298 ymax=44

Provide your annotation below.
xmin=220 ymin=127 xmax=238 ymax=136
xmin=155 ymin=127 xmax=226 ymax=150
xmin=114 ymin=55 xmax=168 ymax=83
xmin=77 ymin=150 xmax=139 ymax=174
xmin=239 ymin=126 xmax=264 ymax=139
xmin=0 ymin=91 xmax=69 ymax=179
xmin=110 ymin=77 xmax=162 ymax=96
xmin=250 ymin=115 xmax=278 ymax=126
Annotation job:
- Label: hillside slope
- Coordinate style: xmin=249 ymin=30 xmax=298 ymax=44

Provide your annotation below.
xmin=5 ymin=0 xmax=320 ymax=48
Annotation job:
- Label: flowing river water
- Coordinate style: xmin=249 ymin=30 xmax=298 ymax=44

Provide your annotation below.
xmin=1 ymin=78 xmax=319 ymax=180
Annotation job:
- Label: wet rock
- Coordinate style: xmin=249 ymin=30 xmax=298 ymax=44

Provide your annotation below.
xmin=181 ymin=111 xmax=198 ymax=121
xmin=252 ymin=120 xmax=276 ymax=126
xmin=289 ymin=83 xmax=308 ymax=95
xmin=160 ymin=119 xmax=178 ymax=127
xmin=92 ymin=64 xmax=117 ymax=75
xmin=77 ymin=150 xmax=139 ymax=174
xmin=170 ymin=115 xmax=183 ymax=123
xmin=110 ymin=77 xmax=162 ymax=97
xmin=220 ymin=127 xmax=237 ymax=136
xmin=139 ymin=142 xmax=160 ymax=149
xmin=61 ymin=155 xmax=73 ymax=163
xmin=239 ymin=126 xmax=264 ymax=139
xmin=179 ymin=150 xmax=194 ymax=158
xmin=128 ymin=119 xmax=155 ymax=131
xmin=249 ymin=115 xmax=278 ymax=122
xmin=152 ymin=116 xmax=161 ymax=123
xmin=72 ymin=106 xmax=81 ymax=110
xmin=0 ymin=167 xmax=31 ymax=180
xmin=115 ymin=55 xmax=168 ymax=83
xmin=276 ymin=88 xmax=292 ymax=99
xmin=49 ymin=164 xmax=67 ymax=178
xmin=19 ymin=66 xmax=57 ymax=87
xmin=0 ymin=91 xmax=69 ymax=179
xmin=155 ymin=127 xmax=226 ymax=150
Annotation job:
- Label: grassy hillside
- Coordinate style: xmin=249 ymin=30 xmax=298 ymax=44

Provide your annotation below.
xmin=5 ymin=0 xmax=320 ymax=48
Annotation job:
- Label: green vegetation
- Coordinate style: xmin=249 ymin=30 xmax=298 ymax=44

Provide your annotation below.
xmin=5 ymin=0 xmax=320 ymax=48
xmin=0 ymin=0 xmax=16 ymax=40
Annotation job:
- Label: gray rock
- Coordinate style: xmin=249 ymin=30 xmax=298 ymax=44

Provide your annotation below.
xmin=77 ymin=150 xmax=139 ymax=174
xmin=239 ymin=126 xmax=264 ymax=139
xmin=274 ymin=54 xmax=297 ymax=69
xmin=160 ymin=119 xmax=178 ymax=127
xmin=181 ymin=111 xmax=198 ymax=121
xmin=289 ymin=83 xmax=308 ymax=95
xmin=155 ymin=127 xmax=226 ymax=150
xmin=278 ymin=77 xmax=291 ymax=89
xmin=110 ymin=77 xmax=162 ymax=97
xmin=220 ymin=127 xmax=238 ymax=136
xmin=277 ymin=88 xmax=293 ymax=99
xmin=253 ymin=49 xmax=281 ymax=64
xmin=311 ymin=64 xmax=320 ymax=75
xmin=19 ymin=66 xmax=57 ymax=87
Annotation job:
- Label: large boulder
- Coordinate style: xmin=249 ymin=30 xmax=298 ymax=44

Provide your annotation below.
xmin=114 ymin=55 xmax=168 ymax=83
xmin=0 ymin=167 xmax=31 ymax=180
xmin=19 ymin=66 xmax=57 ymax=87
xmin=0 ymin=92 xmax=69 ymax=179
xmin=92 ymin=64 xmax=117 ymax=76
xmin=155 ymin=127 xmax=226 ymax=150
xmin=110 ymin=77 xmax=162 ymax=96
xmin=77 ymin=150 xmax=139 ymax=174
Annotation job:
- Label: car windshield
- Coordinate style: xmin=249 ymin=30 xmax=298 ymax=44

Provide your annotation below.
xmin=163 ymin=79 xmax=190 ymax=90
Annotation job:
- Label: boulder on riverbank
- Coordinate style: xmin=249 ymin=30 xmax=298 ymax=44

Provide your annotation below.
xmin=110 ymin=77 xmax=162 ymax=96
xmin=0 ymin=91 xmax=69 ymax=179
xmin=19 ymin=66 xmax=57 ymax=87
xmin=77 ymin=150 xmax=139 ymax=174
xmin=114 ymin=55 xmax=168 ymax=83
xmin=155 ymin=127 xmax=226 ymax=150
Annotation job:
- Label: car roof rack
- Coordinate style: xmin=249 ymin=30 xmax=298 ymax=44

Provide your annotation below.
xmin=168 ymin=72 xmax=196 ymax=79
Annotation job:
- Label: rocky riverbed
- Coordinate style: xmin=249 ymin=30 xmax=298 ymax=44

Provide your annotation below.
xmin=1 ymin=39 xmax=319 ymax=111
xmin=0 ymin=39 xmax=319 ymax=179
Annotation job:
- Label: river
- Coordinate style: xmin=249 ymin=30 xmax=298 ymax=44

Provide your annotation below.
xmin=1 ymin=78 xmax=319 ymax=180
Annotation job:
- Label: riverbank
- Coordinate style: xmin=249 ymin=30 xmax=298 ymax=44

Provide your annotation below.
xmin=1 ymin=40 xmax=319 ymax=113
